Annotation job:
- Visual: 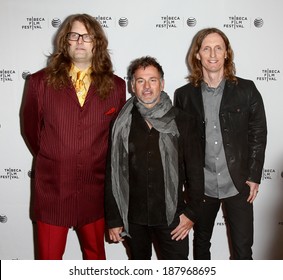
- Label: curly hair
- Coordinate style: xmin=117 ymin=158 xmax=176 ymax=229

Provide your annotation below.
xmin=45 ymin=13 xmax=114 ymax=99
xmin=187 ymin=27 xmax=237 ymax=87
xmin=127 ymin=56 xmax=164 ymax=81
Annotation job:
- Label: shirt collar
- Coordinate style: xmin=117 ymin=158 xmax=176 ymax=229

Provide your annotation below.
xmin=201 ymin=78 xmax=226 ymax=93
xmin=69 ymin=64 xmax=92 ymax=80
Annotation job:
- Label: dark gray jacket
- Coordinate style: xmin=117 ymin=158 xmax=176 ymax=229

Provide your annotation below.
xmin=174 ymin=77 xmax=267 ymax=192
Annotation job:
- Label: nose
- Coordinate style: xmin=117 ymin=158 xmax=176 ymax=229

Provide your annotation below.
xmin=77 ymin=35 xmax=84 ymax=44
xmin=144 ymin=80 xmax=151 ymax=88
xmin=210 ymin=49 xmax=216 ymax=57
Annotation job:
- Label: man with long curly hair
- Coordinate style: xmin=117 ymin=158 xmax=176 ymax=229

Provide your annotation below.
xmin=21 ymin=14 xmax=126 ymax=260
xmin=174 ymin=28 xmax=267 ymax=259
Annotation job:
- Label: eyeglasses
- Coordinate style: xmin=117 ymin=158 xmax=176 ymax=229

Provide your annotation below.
xmin=67 ymin=32 xmax=94 ymax=43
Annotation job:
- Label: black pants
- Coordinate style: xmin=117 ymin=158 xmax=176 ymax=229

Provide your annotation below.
xmin=193 ymin=187 xmax=253 ymax=260
xmin=127 ymin=218 xmax=189 ymax=260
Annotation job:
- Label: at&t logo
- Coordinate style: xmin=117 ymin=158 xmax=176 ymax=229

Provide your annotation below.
xmin=0 ymin=215 xmax=8 ymax=223
xmin=254 ymin=18 xmax=264 ymax=28
xmin=22 ymin=70 xmax=31 ymax=80
xmin=187 ymin=17 xmax=197 ymax=27
xmin=118 ymin=17 xmax=128 ymax=27
xmin=51 ymin=18 xmax=61 ymax=28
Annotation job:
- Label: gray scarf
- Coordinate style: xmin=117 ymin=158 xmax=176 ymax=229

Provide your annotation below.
xmin=111 ymin=91 xmax=179 ymax=234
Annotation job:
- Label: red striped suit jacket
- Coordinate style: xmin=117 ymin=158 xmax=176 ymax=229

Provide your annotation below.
xmin=22 ymin=68 xmax=126 ymax=227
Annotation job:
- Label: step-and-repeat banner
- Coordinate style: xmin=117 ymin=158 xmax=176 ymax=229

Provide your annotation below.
xmin=0 ymin=0 xmax=282 ymax=260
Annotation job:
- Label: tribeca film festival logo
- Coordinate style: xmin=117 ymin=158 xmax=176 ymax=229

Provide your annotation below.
xmin=223 ymin=15 xmax=249 ymax=29
xmin=156 ymin=15 xmax=182 ymax=29
xmin=95 ymin=15 xmax=115 ymax=28
xmin=22 ymin=17 xmax=46 ymax=30
xmin=261 ymin=168 xmax=276 ymax=181
xmin=0 ymin=168 xmax=22 ymax=180
xmin=256 ymin=69 xmax=280 ymax=82
xmin=0 ymin=69 xmax=16 ymax=83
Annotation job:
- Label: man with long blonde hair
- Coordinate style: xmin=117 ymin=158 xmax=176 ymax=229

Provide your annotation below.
xmin=174 ymin=28 xmax=267 ymax=259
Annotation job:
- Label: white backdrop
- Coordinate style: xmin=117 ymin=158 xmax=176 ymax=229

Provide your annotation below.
xmin=0 ymin=0 xmax=282 ymax=260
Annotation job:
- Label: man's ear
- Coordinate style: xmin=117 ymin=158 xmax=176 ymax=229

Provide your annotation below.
xmin=161 ymin=79 xmax=165 ymax=91
xmin=131 ymin=81 xmax=135 ymax=93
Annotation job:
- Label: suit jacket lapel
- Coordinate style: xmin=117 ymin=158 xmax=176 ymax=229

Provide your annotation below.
xmin=220 ymin=80 xmax=235 ymax=111
xmin=65 ymin=82 xmax=97 ymax=107
xmin=192 ymin=85 xmax=205 ymax=119
xmin=83 ymin=83 xmax=97 ymax=106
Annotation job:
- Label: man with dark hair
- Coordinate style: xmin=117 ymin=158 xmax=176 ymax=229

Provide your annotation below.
xmin=21 ymin=13 xmax=126 ymax=260
xmin=105 ymin=56 xmax=204 ymax=259
xmin=174 ymin=28 xmax=267 ymax=259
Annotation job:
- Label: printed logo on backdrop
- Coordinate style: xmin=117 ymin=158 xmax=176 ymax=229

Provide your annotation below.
xmin=261 ymin=168 xmax=276 ymax=181
xmin=0 ymin=168 xmax=23 ymax=180
xmin=223 ymin=16 xmax=249 ymax=29
xmin=187 ymin=17 xmax=197 ymax=27
xmin=156 ymin=15 xmax=182 ymax=29
xmin=22 ymin=17 xmax=46 ymax=30
xmin=118 ymin=17 xmax=128 ymax=27
xmin=0 ymin=69 xmax=16 ymax=83
xmin=22 ymin=70 xmax=31 ymax=80
xmin=51 ymin=18 xmax=61 ymax=28
xmin=254 ymin=18 xmax=264 ymax=28
xmin=0 ymin=215 xmax=8 ymax=223
xmin=256 ymin=69 xmax=280 ymax=82
xmin=95 ymin=16 xmax=115 ymax=28
xmin=28 ymin=170 xmax=35 ymax=179
xmin=216 ymin=215 xmax=226 ymax=227
xmin=223 ymin=16 xmax=264 ymax=29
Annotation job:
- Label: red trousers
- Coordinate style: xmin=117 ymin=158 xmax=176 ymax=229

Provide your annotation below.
xmin=36 ymin=218 xmax=106 ymax=260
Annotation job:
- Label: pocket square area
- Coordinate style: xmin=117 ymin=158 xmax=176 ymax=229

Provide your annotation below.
xmin=105 ymin=107 xmax=116 ymax=115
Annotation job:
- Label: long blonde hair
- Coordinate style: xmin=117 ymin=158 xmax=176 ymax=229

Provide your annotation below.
xmin=187 ymin=27 xmax=237 ymax=87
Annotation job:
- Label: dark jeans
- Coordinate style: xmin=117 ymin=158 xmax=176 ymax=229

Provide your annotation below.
xmin=193 ymin=187 xmax=253 ymax=260
xmin=127 ymin=218 xmax=189 ymax=260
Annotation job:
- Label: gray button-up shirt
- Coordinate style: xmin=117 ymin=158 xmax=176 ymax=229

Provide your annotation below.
xmin=201 ymin=80 xmax=238 ymax=199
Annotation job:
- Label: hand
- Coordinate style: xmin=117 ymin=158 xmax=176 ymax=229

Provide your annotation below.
xmin=170 ymin=214 xmax=194 ymax=241
xmin=246 ymin=181 xmax=259 ymax=203
xmin=108 ymin=227 xmax=124 ymax=243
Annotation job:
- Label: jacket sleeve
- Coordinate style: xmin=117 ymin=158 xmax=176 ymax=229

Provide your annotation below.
xmin=174 ymin=88 xmax=184 ymax=110
xmin=247 ymin=81 xmax=267 ymax=183
xmin=182 ymin=114 xmax=204 ymax=222
xmin=21 ymin=73 xmax=44 ymax=156
xmin=104 ymin=122 xmax=124 ymax=229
